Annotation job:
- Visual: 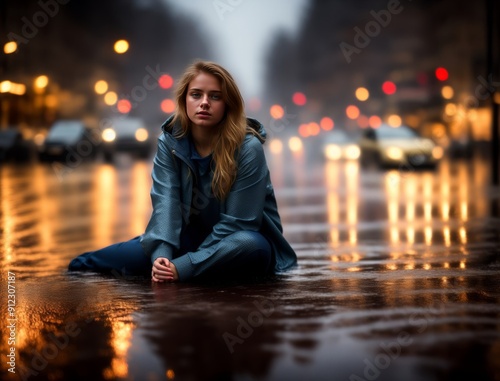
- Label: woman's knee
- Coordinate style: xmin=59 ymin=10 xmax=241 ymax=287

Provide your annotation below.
xmin=228 ymin=231 xmax=271 ymax=255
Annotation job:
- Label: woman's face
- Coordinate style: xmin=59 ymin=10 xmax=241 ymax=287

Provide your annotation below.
xmin=186 ymin=72 xmax=226 ymax=130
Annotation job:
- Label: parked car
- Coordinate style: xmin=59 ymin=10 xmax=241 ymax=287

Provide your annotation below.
xmin=101 ymin=117 xmax=154 ymax=162
xmin=0 ymin=127 xmax=36 ymax=163
xmin=358 ymin=124 xmax=443 ymax=169
xmin=38 ymin=120 xmax=100 ymax=162
xmin=323 ymin=129 xmax=361 ymax=161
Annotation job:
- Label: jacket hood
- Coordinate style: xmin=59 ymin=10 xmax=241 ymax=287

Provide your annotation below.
xmin=160 ymin=115 xmax=266 ymax=144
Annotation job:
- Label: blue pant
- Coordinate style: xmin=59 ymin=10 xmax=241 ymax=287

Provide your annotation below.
xmin=68 ymin=231 xmax=273 ymax=281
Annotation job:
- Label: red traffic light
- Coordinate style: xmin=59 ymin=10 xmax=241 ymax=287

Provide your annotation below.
xmin=382 ymin=81 xmax=396 ymax=95
xmin=435 ymin=67 xmax=449 ymax=81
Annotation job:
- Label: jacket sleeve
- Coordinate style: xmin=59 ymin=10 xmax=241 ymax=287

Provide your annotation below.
xmin=172 ymin=136 xmax=269 ymax=278
xmin=140 ymin=134 xmax=183 ymax=263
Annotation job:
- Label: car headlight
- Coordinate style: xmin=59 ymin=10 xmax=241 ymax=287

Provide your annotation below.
xmin=135 ymin=128 xmax=148 ymax=142
xmin=432 ymin=146 xmax=444 ymax=159
xmin=385 ymin=146 xmax=404 ymax=160
xmin=33 ymin=133 xmax=46 ymax=147
xmin=288 ymin=136 xmax=303 ymax=153
xmin=102 ymin=128 xmax=116 ymax=142
xmin=345 ymin=144 xmax=361 ymax=160
xmin=325 ymin=144 xmax=342 ymax=160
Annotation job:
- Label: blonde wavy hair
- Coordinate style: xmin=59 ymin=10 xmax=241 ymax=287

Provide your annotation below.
xmin=169 ymin=60 xmax=259 ymax=200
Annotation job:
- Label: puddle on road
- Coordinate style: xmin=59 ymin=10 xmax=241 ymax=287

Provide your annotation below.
xmin=1 ymin=156 xmax=499 ymax=380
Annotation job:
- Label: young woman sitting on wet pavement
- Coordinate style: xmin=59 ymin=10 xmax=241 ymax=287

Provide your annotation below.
xmin=68 ymin=60 xmax=297 ymax=282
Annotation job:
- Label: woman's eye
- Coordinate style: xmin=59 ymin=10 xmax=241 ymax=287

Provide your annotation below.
xmin=210 ymin=94 xmax=221 ymax=100
xmin=190 ymin=93 xmax=200 ymax=98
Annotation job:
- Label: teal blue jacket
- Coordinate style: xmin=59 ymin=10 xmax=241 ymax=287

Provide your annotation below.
xmin=140 ymin=116 xmax=297 ymax=276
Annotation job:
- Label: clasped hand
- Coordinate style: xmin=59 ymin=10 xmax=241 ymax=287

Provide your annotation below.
xmin=152 ymin=257 xmax=179 ymax=282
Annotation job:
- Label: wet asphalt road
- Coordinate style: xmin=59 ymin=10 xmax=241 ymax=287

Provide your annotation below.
xmin=1 ymin=144 xmax=500 ymax=381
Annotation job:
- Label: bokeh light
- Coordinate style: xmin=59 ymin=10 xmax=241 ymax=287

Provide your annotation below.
xmin=117 ymin=99 xmax=132 ymax=113
xmin=369 ymin=115 xmax=382 ymax=128
xmin=292 ymin=92 xmax=307 ymax=106
xmin=288 ymin=136 xmax=303 ymax=152
xmin=269 ymin=139 xmax=283 ymax=154
xmin=355 ymin=87 xmax=369 ymax=101
xmin=435 ymin=67 xmax=449 ymax=81
xmin=34 ymin=75 xmax=49 ymax=90
xmin=387 ymin=114 xmax=402 ymax=127
xmin=320 ymin=117 xmax=334 ymax=130
xmin=94 ymin=80 xmax=108 ymax=94
xmin=441 ymin=86 xmax=454 ymax=99
xmin=346 ymin=105 xmax=360 ymax=119
xmin=159 ymin=74 xmax=173 ymax=89
xmin=382 ymin=81 xmax=396 ymax=95
xmin=161 ymin=99 xmax=175 ymax=113
xmin=270 ymin=104 xmax=285 ymax=119
xmin=104 ymin=91 xmax=118 ymax=105
xmin=357 ymin=115 xmax=369 ymax=128
xmin=308 ymin=122 xmax=320 ymax=136
xmin=4 ymin=41 xmax=17 ymax=54
xmin=114 ymin=39 xmax=129 ymax=54
xmin=298 ymin=123 xmax=309 ymax=138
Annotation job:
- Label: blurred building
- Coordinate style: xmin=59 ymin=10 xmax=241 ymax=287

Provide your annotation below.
xmin=263 ymin=0 xmax=496 ymax=154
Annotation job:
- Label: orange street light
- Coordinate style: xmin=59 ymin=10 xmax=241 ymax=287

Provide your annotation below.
xmin=114 ymin=39 xmax=129 ymax=54
xmin=4 ymin=42 xmax=17 ymax=54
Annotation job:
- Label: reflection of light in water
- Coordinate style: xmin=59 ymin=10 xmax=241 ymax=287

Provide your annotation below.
xmin=386 ymin=263 xmax=397 ymax=271
xmin=442 ymin=202 xmax=450 ymax=221
xmin=424 ymin=202 xmax=432 ymax=222
xmin=34 ymin=165 xmax=52 ymax=250
xmin=290 ymin=140 xmax=306 ymax=196
xmin=390 ymin=226 xmax=399 ymax=244
xmin=460 ymin=202 xmax=468 ymax=221
xmin=348 ymin=228 xmax=357 ymax=245
xmin=267 ymin=143 xmax=284 ymax=188
xmin=423 ymin=263 xmax=431 ymax=270
xmin=103 ymin=321 xmax=133 ymax=379
xmin=346 ymin=266 xmax=361 ymax=272
xmin=458 ymin=164 xmax=468 ymax=221
xmin=443 ymin=226 xmax=451 ymax=247
xmin=330 ymin=252 xmax=361 ymax=264
xmin=460 ymin=260 xmax=466 ymax=269
xmin=385 ymin=172 xmax=399 ymax=213
xmin=404 ymin=262 xmax=415 ymax=270
xmin=1 ymin=167 xmax=14 ymax=264
xmin=94 ymin=165 xmax=117 ymax=247
xmin=473 ymin=156 xmax=487 ymax=216
xmin=325 ymin=161 xmax=339 ymax=247
xmin=345 ymin=162 xmax=359 ymax=246
xmin=444 ymin=262 xmax=450 ymax=269
xmin=406 ymin=227 xmax=415 ymax=245
xmin=406 ymin=201 xmax=415 ymax=222
xmin=404 ymin=176 xmax=416 ymax=221
xmin=345 ymin=162 xmax=359 ymax=235
xmin=385 ymin=171 xmax=399 ymax=246
xmin=459 ymin=226 xmax=467 ymax=244
xmin=424 ymin=226 xmax=433 ymax=246
xmin=131 ymin=162 xmax=152 ymax=237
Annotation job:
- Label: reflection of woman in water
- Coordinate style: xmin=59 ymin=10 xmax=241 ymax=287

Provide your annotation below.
xmin=69 ymin=60 xmax=297 ymax=282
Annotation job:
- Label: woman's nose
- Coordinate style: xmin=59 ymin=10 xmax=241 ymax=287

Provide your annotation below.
xmin=200 ymin=95 xmax=210 ymax=106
